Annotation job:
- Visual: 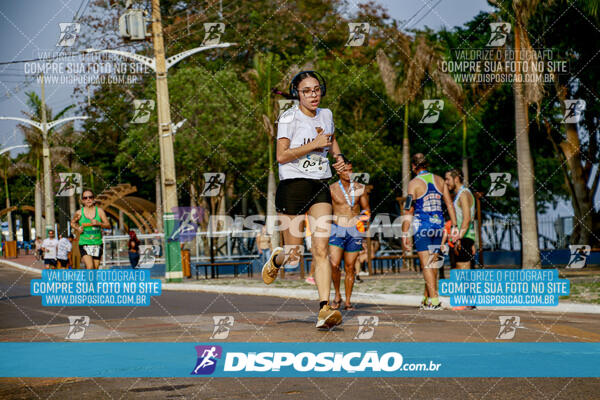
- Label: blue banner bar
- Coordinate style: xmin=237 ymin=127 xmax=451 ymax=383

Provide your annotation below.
xmin=1 ymin=343 xmax=598 ymax=377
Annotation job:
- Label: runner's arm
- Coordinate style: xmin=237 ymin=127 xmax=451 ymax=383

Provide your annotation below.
xmin=276 ymin=136 xmax=330 ymax=164
xmin=359 ymin=186 xmax=370 ymax=214
xmin=458 ymin=191 xmax=471 ymax=239
xmin=71 ymin=211 xmax=83 ymax=232
xmin=97 ymin=208 xmax=111 ymax=229
xmin=442 ymin=180 xmax=458 ymax=229
xmin=402 ymin=182 xmax=416 ymax=249
xmin=330 ymin=136 xmax=345 ymax=173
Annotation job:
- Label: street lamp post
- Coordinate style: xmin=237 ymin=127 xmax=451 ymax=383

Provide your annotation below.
xmin=0 ymin=77 xmax=88 ymax=238
xmin=85 ymin=32 xmax=235 ymax=282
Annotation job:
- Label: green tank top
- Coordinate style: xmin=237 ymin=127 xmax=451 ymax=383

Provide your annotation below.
xmin=79 ymin=206 xmax=103 ymax=245
xmin=454 ymin=186 xmax=475 ymax=240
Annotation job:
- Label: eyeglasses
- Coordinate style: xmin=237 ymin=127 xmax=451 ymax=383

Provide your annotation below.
xmin=300 ymin=86 xmax=321 ymax=97
xmin=82 ymin=196 xmax=94 ymax=200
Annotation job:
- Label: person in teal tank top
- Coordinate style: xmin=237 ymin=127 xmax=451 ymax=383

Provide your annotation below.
xmin=445 ymin=169 xmax=477 ymax=310
xmin=444 ymin=169 xmax=476 ymax=268
xmin=70 ymin=189 xmax=110 ymax=269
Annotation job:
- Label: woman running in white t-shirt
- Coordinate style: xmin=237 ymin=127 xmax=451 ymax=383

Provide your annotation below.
xmin=262 ymin=71 xmax=346 ymax=329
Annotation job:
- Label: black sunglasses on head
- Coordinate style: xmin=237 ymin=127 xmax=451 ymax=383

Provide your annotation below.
xmin=82 ymin=196 xmax=94 ymax=200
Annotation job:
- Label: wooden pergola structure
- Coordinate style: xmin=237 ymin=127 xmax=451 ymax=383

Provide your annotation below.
xmin=95 ymin=184 xmax=158 ymax=233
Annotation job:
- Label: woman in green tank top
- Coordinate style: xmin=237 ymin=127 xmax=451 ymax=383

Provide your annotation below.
xmin=70 ymin=189 xmax=110 ymax=269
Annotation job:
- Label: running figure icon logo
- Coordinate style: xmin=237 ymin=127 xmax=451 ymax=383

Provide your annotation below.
xmin=210 ymin=316 xmax=234 ymax=339
xmin=496 ymin=316 xmax=521 ymax=340
xmin=425 ymin=245 xmax=445 ymax=269
xmin=57 ymin=23 xmax=80 ymax=47
xmin=138 ymin=245 xmax=156 ymax=269
xmin=346 ymin=23 xmax=370 ymax=46
xmin=131 ymin=100 xmax=155 ymax=123
xmin=282 ymin=245 xmax=304 ymax=269
xmin=354 ymin=316 xmax=378 ymax=339
xmin=351 ymin=172 xmax=370 ymax=185
xmin=419 ymin=100 xmax=444 ymax=124
xmin=66 ymin=316 xmax=90 ymax=340
xmin=486 ymin=22 xmax=511 ymax=47
xmin=191 ymin=345 xmax=223 ymax=375
xmin=170 ymin=207 xmax=205 ymax=242
xmin=566 ymin=245 xmax=590 ymax=269
xmin=487 ymin=173 xmax=511 ymax=197
xmin=202 ymin=23 xmax=225 ymax=46
xmin=201 ymin=173 xmax=225 ymax=197
xmin=277 ymin=100 xmax=298 ymax=124
xmin=57 ymin=173 xmax=82 ymax=197
xmin=562 ymin=99 xmax=586 ymax=123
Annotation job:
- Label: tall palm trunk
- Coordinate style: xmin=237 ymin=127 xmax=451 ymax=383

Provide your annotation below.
xmin=35 ymin=158 xmax=43 ymax=238
xmin=462 ymin=115 xmax=469 ymax=185
xmin=561 ymin=122 xmax=593 ymax=245
xmin=266 ymin=138 xmax=279 ymax=248
xmin=190 ymin=182 xmax=197 ymax=207
xmin=514 ymin=24 xmax=540 ymax=268
xmin=402 ymin=103 xmax=410 ymax=196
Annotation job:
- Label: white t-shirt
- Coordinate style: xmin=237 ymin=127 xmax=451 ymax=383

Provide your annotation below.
xmin=42 ymin=238 xmax=59 ymax=260
xmin=277 ymin=106 xmax=334 ymax=180
xmin=57 ymin=238 xmax=72 ymax=260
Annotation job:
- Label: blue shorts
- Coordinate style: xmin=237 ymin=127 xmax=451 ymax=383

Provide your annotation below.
xmin=413 ymin=225 xmax=443 ymax=253
xmin=329 ymin=223 xmax=363 ymax=253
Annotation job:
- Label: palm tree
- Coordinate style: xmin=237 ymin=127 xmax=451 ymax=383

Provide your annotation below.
xmin=19 ymin=91 xmax=75 ymax=236
xmin=508 ymin=0 xmax=545 ymax=267
xmin=244 ymin=52 xmax=286 ymax=248
xmin=377 ymin=33 xmax=464 ymax=193
xmin=0 ymin=154 xmax=16 ymax=241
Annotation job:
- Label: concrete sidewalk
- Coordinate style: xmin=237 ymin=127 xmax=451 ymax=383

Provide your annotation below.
xmin=3 ymin=255 xmax=600 ymax=314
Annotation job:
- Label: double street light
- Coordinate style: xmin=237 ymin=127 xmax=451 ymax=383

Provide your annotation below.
xmin=0 ymin=76 xmax=88 ymax=237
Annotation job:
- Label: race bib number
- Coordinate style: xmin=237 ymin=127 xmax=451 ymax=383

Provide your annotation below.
xmin=83 ymin=245 xmax=101 ymax=257
xmin=298 ymin=154 xmax=326 ymax=173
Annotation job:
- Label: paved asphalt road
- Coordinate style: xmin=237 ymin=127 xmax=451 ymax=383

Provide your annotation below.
xmin=1 ymin=266 xmax=599 ymax=399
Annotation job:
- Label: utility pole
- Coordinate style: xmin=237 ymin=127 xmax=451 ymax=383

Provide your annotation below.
xmin=40 ymin=73 xmax=54 ymax=236
xmin=151 ymin=0 xmax=182 ymax=282
xmin=87 ymin=4 xmax=235 ymax=281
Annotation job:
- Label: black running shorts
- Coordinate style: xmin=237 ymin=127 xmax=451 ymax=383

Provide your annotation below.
xmin=276 ymin=178 xmax=331 ymax=215
xmin=79 ymin=244 xmax=103 ymax=260
xmin=454 ymin=237 xmax=475 ymax=262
